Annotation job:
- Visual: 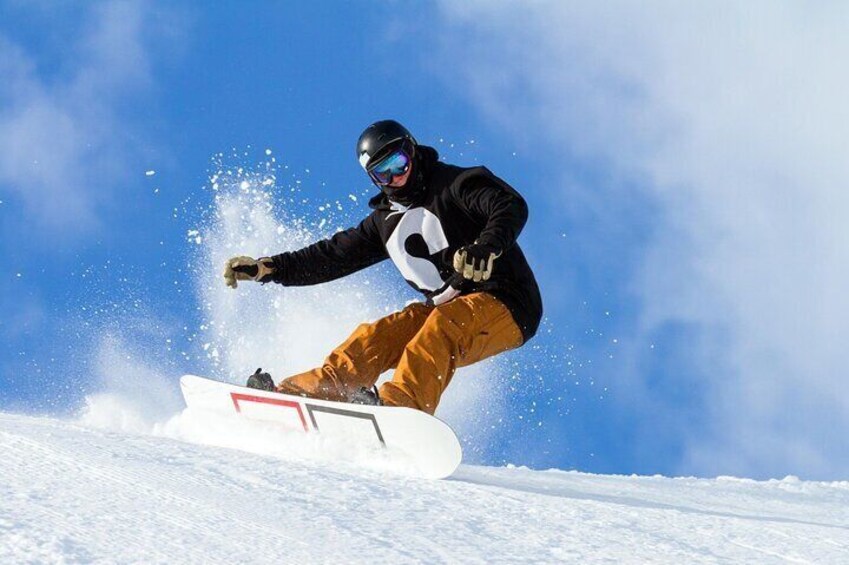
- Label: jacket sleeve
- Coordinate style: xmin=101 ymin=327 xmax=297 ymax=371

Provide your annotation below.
xmin=452 ymin=170 xmax=529 ymax=252
xmin=268 ymin=214 xmax=388 ymax=286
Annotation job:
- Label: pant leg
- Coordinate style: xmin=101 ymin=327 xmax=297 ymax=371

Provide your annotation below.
xmin=379 ymin=292 xmax=524 ymax=414
xmin=276 ymin=302 xmax=432 ymax=401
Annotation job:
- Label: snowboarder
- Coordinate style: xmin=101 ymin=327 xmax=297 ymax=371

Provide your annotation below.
xmin=223 ymin=120 xmax=542 ymax=415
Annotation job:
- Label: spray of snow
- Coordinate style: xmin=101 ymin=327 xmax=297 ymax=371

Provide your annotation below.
xmin=190 ymin=155 xmax=390 ymax=381
xmin=78 ymin=335 xmax=184 ymax=434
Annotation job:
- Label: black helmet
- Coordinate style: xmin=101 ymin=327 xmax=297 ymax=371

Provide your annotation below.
xmin=356 ymin=120 xmax=417 ymax=171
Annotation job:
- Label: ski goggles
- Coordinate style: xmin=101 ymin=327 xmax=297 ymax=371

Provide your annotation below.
xmin=368 ymin=146 xmax=412 ymax=186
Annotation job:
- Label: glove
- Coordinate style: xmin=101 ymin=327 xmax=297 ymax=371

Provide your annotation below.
xmin=223 ymin=256 xmax=276 ymax=289
xmin=453 ymin=242 xmax=502 ymax=282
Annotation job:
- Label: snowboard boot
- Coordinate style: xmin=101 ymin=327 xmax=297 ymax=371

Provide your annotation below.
xmin=350 ymin=385 xmax=383 ymax=406
xmin=246 ymin=368 xmax=275 ymax=392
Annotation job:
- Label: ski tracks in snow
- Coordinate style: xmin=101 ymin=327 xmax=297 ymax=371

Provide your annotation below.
xmin=1 ymin=418 xmax=312 ymax=563
xmin=453 ymin=466 xmax=849 ymax=563
xmin=2 ymin=412 xmax=849 ymax=564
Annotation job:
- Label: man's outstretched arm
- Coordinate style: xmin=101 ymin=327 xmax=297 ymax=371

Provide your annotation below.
xmin=224 ymin=215 xmax=387 ymax=288
xmin=269 ymin=216 xmax=387 ymax=286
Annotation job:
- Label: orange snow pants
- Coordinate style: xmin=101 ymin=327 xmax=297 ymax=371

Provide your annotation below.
xmin=276 ymin=292 xmax=523 ymax=414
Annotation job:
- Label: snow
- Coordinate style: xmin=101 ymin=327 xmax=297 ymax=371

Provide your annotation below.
xmin=2 ymin=411 xmax=848 ymax=563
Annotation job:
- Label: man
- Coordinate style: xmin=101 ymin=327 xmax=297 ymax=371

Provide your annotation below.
xmin=223 ymin=120 xmax=542 ymax=415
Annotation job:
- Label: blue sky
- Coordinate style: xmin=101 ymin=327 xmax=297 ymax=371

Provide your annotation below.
xmin=2 ymin=2 xmax=848 ymax=480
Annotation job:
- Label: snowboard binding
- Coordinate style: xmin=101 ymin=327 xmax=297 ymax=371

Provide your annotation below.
xmin=350 ymin=385 xmax=383 ymax=406
xmin=246 ymin=368 xmax=275 ymax=392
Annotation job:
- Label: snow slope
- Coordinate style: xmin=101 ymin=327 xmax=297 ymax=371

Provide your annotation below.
xmin=2 ymin=411 xmax=848 ymax=564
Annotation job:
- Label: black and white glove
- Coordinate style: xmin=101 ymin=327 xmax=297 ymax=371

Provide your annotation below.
xmin=452 ymin=242 xmax=501 ymax=282
xmin=223 ymin=256 xmax=276 ymax=289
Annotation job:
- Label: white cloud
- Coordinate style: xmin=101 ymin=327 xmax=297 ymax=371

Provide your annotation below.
xmin=435 ymin=2 xmax=849 ymax=478
xmin=0 ymin=1 xmax=171 ymax=234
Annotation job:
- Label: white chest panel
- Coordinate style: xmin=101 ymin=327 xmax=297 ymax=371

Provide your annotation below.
xmin=385 ymin=207 xmax=450 ymax=292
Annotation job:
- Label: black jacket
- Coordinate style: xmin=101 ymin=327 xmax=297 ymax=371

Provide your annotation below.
xmin=269 ymin=146 xmax=543 ymax=342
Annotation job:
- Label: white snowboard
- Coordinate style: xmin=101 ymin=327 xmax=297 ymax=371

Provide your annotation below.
xmin=180 ymin=375 xmax=462 ymax=479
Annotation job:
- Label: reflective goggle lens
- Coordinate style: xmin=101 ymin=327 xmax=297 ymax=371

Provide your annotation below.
xmin=369 ymin=149 xmax=410 ymax=185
